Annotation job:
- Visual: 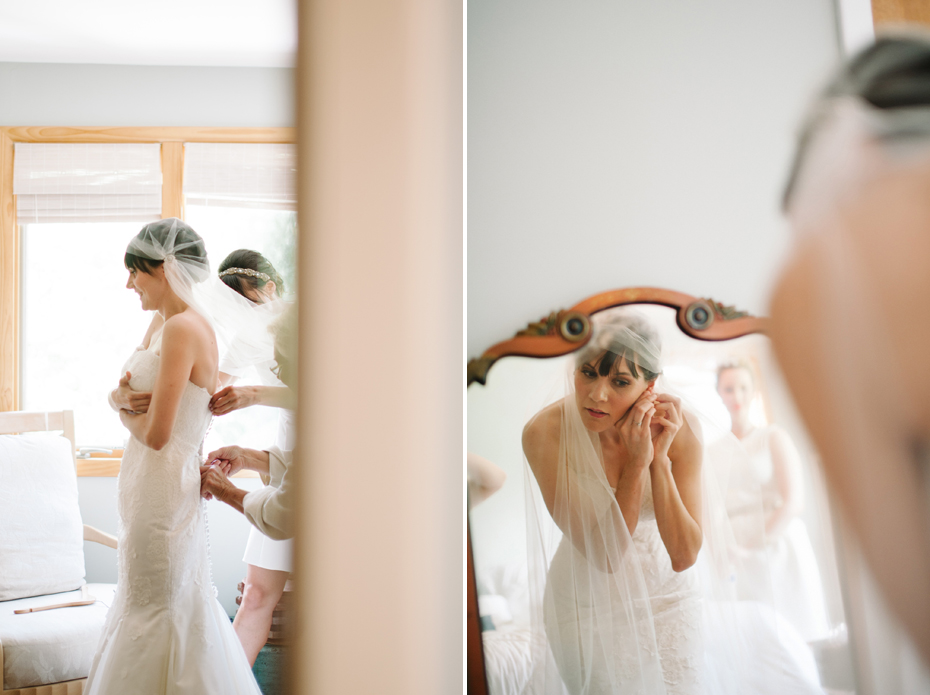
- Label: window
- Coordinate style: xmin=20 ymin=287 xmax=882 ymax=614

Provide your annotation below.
xmin=22 ymin=221 xmax=157 ymax=447
xmin=182 ymin=143 xmax=297 ymax=455
xmin=0 ymin=128 xmax=296 ymax=473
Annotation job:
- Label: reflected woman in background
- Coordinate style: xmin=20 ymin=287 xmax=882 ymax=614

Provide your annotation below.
xmin=716 ymin=360 xmax=830 ymax=642
xmin=520 ymin=310 xmax=820 ymax=695
xmin=209 ymin=249 xmax=296 ymax=667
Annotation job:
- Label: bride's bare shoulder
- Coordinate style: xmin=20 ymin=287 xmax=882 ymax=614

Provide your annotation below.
xmin=161 ymin=310 xmax=214 ymax=348
xmin=522 ymin=400 xmax=564 ymax=459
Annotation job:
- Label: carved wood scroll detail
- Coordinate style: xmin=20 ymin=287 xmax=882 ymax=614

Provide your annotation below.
xmin=516 ymin=311 xmax=561 ymax=337
xmin=709 ymin=300 xmax=750 ymax=321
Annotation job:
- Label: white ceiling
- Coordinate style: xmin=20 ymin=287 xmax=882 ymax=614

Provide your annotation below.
xmin=0 ymin=0 xmax=297 ymax=67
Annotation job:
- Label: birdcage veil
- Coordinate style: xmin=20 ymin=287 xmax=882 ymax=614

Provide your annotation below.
xmin=125 ymin=218 xmax=283 ymax=376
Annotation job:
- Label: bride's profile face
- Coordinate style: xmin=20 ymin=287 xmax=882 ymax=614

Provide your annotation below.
xmin=574 ymin=352 xmax=651 ymax=433
xmin=717 ymin=367 xmax=754 ymax=418
xmin=126 ymin=265 xmax=166 ymax=311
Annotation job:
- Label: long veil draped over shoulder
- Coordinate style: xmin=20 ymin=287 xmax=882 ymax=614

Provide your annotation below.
xmin=520 ymin=308 xmax=822 ymax=695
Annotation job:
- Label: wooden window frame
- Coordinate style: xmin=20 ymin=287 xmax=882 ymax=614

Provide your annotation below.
xmin=0 ymin=126 xmax=296 ymax=476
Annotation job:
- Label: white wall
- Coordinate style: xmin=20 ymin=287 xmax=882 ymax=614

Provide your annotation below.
xmin=4 ymin=60 xmax=295 ymax=615
xmin=467 ymin=0 xmax=840 ymax=357
xmin=0 ymin=62 xmax=294 ymax=127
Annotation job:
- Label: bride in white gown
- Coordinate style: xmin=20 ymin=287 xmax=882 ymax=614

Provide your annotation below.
xmin=520 ymin=308 xmax=823 ymax=695
xmin=92 ymin=218 xmax=261 ymax=694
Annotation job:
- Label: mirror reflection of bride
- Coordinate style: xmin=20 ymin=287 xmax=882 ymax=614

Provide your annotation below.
xmin=88 ymin=219 xmax=261 ymax=695
xmin=519 ymin=309 xmax=822 ymax=695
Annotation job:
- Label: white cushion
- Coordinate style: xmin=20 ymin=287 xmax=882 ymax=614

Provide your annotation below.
xmin=0 ymin=583 xmax=116 ymax=689
xmin=478 ymin=594 xmax=513 ymax=626
xmin=477 ymin=560 xmax=531 ymax=628
xmin=0 ymin=433 xmax=85 ymax=601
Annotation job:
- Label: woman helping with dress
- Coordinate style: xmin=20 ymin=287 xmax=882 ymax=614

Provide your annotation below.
xmin=520 ymin=308 xmax=822 ymax=695
xmin=715 ymin=360 xmax=830 ymax=642
xmin=207 ymin=248 xmax=296 ymax=667
xmin=93 ymin=219 xmax=261 ymax=694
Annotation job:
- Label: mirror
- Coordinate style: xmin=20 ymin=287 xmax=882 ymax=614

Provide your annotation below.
xmin=467 ymin=292 xmax=856 ymax=695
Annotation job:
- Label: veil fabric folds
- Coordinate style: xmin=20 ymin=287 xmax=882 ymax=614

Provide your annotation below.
xmin=521 ymin=308 xmax=821 ymax=695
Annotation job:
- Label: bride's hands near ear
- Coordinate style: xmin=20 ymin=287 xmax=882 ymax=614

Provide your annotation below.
xmin=616 ymin=388 xmax=658 ymax=471
xmin=651 ymin=394 xmax=683 ymax=463
xmin=115 ymin=371 xmax=152 ymax=413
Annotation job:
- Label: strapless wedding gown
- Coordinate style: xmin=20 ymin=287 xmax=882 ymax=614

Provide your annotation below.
xmin=86 ymin=342 xmax=261 ymax=694
xmin=544 ymin=474 xmax=704 ymax=695
xmin=542 ymin=472 xmax=823 ymax=695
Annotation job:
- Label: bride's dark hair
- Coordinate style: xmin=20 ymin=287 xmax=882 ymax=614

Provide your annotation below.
xmin=124 ymin=219 xmax=207 ymax=275
xmin=217 ymin=249 xmax=285 ymax=301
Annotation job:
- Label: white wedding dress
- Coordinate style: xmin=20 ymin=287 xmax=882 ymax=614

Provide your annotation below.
xmin=736 ymin=426 xmax=830 ymax=642
xmin=542 ymin=471 xmax=824 ymax=695
xmin=86 ymin=337 xmax=261 ymax=695
xmin=545 ymin=474 xmax=704 ymax=695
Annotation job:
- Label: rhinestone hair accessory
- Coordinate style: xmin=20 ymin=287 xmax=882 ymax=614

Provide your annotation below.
xmin=218 ymin=267 xmax=271 ymax=283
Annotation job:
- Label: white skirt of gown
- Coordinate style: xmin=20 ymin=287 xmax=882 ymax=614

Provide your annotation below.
xmin=544 ymin=477 xmax=704 ymax=695
xmin=86 ymin=346 xmax=261 ymax=695
xmin=542 ymin=476 xmax=822 ymax=695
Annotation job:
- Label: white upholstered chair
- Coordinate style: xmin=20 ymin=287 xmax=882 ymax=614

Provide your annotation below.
xmin=0 ymin=411 xmax=118 ymax=695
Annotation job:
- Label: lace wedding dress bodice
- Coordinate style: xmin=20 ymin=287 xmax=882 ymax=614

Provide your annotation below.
xmin=85 ymin=341 xmax=261 ymax=695
xmin=630 ymin=473 xmax=700 ymax=600
xmin=114 ymin=346 xmax=213 ymax=620
xmin=545 ymin=474 xmax=703 ymax=695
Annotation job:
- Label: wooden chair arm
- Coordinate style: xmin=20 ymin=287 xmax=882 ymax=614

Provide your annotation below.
xmin=83 ymin=524 xmax=117 ymax=549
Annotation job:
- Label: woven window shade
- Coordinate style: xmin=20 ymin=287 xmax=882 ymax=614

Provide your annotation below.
xmin=14 ymin=143 xmax=163 ymax=223
xmin=184 ymin=143 xmax=297 ymax=210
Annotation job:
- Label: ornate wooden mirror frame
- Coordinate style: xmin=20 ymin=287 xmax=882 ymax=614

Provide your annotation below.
xmin=465 ymin=286 xmax=767 ymax=695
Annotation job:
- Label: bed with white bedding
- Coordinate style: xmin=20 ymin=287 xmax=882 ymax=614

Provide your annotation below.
xmin=476 ymin=561 xmax=569 ymax=695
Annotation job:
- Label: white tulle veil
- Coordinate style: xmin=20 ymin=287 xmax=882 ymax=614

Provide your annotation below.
xmin=520 ymin=307 xmax=810 ymax=695
xmin=125 ymin=218 xmax=282 ymax=375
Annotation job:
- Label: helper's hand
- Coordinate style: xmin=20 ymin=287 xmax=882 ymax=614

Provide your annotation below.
xmin=204 ymin=445 xmax=247 ymax=477
xmin=200 ymin=462 xmax=236 ymax=501
xmin=209 ymin=386 xmax=257 ymax=416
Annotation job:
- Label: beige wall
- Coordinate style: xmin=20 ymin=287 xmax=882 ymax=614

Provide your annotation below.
xmin=293 ymin=0 xmax=463 ymax=693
